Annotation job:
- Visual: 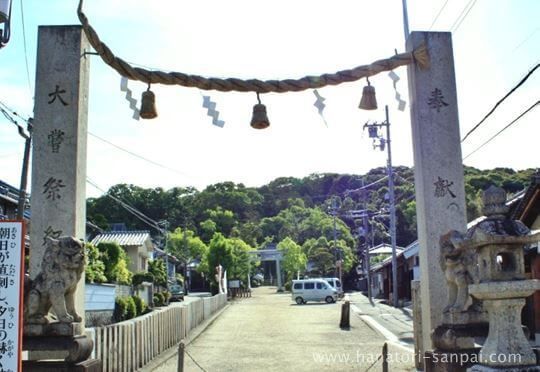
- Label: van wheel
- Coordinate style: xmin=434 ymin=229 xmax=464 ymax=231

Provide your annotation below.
xmin=325 ymin=296 xmax=335 ymax=304
xmin=295 ymin=297 xmax=304 ymax=305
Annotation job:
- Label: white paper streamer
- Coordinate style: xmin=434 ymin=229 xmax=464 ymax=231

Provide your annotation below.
xmin=202 ymin=96 xmax=225 ymax=128
xmin=120 ymin=77 xmax=140 ymax=120
xmin=388 ymin=71 xmax=406 ymax=112
xmin=313 ymin=89 xmax=328 ymax=126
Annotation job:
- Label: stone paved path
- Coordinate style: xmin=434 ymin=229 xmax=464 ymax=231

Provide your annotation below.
xmin=156 ymin=287 xmax=415 ymax=371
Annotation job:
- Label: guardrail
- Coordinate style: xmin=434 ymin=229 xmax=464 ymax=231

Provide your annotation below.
xmin=87 ymin=293 xmax=227 ymax=371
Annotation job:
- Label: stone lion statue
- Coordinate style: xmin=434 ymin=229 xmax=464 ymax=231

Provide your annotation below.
xmin=439 ymin=230 xmax=478 ymax=313
xmin=24 ymin=236 xmax=85 ymax=324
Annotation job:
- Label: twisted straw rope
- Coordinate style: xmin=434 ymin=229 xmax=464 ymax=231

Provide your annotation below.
xmin=77 ymin=0 xmax=429 ymax=93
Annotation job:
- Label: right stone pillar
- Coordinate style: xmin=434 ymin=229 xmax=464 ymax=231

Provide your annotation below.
xmin=406 ymin=32 xmax=468 ymax=353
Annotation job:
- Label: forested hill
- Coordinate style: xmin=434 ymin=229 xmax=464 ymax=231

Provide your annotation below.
xmin=87 ymin=166 xmax=536 ymax=250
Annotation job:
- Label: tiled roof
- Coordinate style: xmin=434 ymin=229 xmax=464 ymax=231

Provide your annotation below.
xmin=91 ymin=230 xmax=151 ymax=246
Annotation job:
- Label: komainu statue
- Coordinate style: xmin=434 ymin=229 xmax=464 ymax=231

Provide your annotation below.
xmin=439 ymin=230 xmax=478 ymax=313
xmin=24 ymin=236 xmax=85 ymax=324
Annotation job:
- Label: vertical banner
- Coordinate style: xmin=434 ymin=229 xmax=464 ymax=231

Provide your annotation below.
xmin=0 ymin=221 xmax=25 ymax=372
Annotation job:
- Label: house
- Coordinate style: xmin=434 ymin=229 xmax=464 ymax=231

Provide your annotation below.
xmin=91 ymin=230 xmax=154 ymax=273
xmin=508 ymin=171 xmax=540 ymax=344
xmin=369 ymin=246 xmax=409 ymax=302
xmin=0 ymin=180 xmax=30 ymax=221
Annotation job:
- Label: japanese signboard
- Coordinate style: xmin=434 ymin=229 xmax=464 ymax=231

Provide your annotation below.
xmin=0 ymin=221 xmax=24 ymax=372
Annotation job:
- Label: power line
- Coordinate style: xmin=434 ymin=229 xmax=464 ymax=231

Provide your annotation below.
xmin=88 ymin=132 xmax=190 ymax=177
xmin=86 ymin=178 xmax=164 ymax=233
xmin=463 ymin=100 xmax=539 ymax=161
xmin=429 ymin=0 xmax=449 ymax=30
xmin=450 ymin=0 xmax=477 ymax=32
xmin=19 ymin=0 xmax=33 ymax=97
xmin=461 ymin=63 xmax=540 ymax=142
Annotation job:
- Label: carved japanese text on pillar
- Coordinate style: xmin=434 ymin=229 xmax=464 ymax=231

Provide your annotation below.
xmin=427 ymin=88 xmax=448 ymax=112
xmin=43 ymin=177 xmax=65 ymax=200
xmin=42 ymin=226 xmax=62 ymax=246
xmin=434 ymin=176 xmax=456 ymax=198
xmin=47 ymin=129 xmax=65 ymax=153
xmin=48 ymin=85 xmax=68 ymax=106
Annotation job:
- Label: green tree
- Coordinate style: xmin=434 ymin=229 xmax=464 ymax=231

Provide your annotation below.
xmin=148 ymin=259 xmax=167 ymax=287
xmin=85 ymin=243 xmax=107 ymax=283
xmin=97 ymin=242 xmax=132 ymax=285
xmin=277 ymin=237 xmax=307 ymax=281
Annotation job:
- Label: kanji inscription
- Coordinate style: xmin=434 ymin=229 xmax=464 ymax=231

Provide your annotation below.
xmin=434 ymin=176 xmax=456 ymax=198
xmin=42 ymin=226 xmax=62 ymax=246
xmin=47 ymin=129 xmax=65 ymax=153
xmin=43 ymin=177 xmax=65 ymax=200
xmin=427 ymin=88 xmax=449 ymax=112
xmin=48 ymin=85 xmax=68 ymax=106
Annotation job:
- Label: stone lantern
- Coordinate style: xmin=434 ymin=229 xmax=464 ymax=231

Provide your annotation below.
xmin=465 ymin=186 xmax=540 ymax=371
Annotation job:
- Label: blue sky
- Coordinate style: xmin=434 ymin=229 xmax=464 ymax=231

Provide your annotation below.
xmin=1 ymin=0 xmax=539 ymax=197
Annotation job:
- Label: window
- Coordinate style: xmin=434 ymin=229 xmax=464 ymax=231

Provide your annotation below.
xmin=304 ymin=282 xmax=315 ymax=290
xmin=293 ymin=283 xmax=303 ymax=290
xmin=316 ymin=282 xmax=327 ymax=290
xmin=335 ymin=280 xmax=341 ymax=288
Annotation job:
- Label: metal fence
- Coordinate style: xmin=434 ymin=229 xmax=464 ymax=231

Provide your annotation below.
xmin=86 ymin=293 xmax=227 ymax=371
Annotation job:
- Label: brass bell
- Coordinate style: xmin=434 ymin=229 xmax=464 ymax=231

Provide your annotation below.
xmin=250 ymin=93 xmax=270 ymax=129
xmin=358 ymin=78 xmax=377 ymax=110
xmin=140 ymin=86 xmax=158 ymax=119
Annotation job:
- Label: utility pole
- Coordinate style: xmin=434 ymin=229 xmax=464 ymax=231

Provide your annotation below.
xmin=361 ymin=180 xmax=373 ymax=304
xmin=17 ymin=118 xmax=32 ymax=220
xmin=330 ymin=197 xmax=338 ymax=278
xmin=183 ymin=218 xmax=189 ymax=295
xmin=363 ymin=105 xmax=399 ymax=307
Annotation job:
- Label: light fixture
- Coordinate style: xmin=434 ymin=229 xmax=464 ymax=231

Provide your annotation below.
xmin=0 ymin=0 xmax=12 ymax=49
xmin=359 ymin=77 xmax=377 ymax=110
xmin=250 ymin=92 xmax=270 ymax=129
xmin=139 ymin=84 xmax=158 ymax=119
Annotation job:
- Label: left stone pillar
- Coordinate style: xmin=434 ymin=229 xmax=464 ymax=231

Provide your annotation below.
xmin=30 ymin=26 xmax=89 ymax=327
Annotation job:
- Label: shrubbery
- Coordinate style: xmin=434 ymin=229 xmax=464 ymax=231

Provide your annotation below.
xmin=131 ymin=295 xmax=147 ymax=315
xmin=132 ymin=272 xmax=154 ymax=287
xmin=152 ymin=291 xmax=171 ymax=307
xmin=114 ymin=295 xmax=148 ymax=322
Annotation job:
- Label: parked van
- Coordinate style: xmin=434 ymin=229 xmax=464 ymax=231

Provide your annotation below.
xmin=291 ymin=279 xmax=338 ymax=304
xmin=322 ymin=277 xmax=343 ymax=297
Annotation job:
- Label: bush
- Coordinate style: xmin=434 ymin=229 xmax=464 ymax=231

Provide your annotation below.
xmin=114 ymin=296 xmax=138 ymax=321
xmin=284 ymin=281 xmax=292 ymax=291
xmin=132 ymin=295 xmax=146 ymax=315
xmin=125 ymin=296 xmax=137 ymax=319
xmin=153 ymin=292 xmax=163 ymax=307
xmin=113 ymin=297 xmax=128 ymax=321
xmin=132 ymin=272 xmax=154 ymax=287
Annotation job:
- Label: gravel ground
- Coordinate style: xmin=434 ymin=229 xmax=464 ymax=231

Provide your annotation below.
xmin=155 ymin=287 xmax=415 ymax=372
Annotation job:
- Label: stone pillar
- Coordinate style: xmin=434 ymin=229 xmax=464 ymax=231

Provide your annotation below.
xmin=275 ymin=259 xmax=283 ymax=291
xmin=406 ymin=32 xmax=467 ymax=351
xmin=411 ymin=280 xmax=424 ymax=370
xmin=30 ymin=26 xmax=89 ymax=327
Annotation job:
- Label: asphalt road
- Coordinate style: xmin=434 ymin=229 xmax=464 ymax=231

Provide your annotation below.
xmin=156 ymin=287 xmax=415 ymax=371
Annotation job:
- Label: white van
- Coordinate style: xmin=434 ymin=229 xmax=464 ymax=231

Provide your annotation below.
xmin=291 ymin=279 xmax=338 ymax=304
xmin=322 ymin=277 xmax=343 ymax=297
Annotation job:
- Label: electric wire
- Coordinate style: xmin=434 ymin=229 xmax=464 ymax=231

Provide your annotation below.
xmin=450 ymin=0 xmax=477 ymax=32
xmin=463 ymin=100 xmax=539 ymax=161
xmin=461 ymin=63 xmax=540 ymax=142
xmin=428 ymin=0 xmax=449 ymax=30
xmin=19 ymin=0 xmax=33 ymax=97
xmin=88 ymin=132 xmax=190 ymax=177
xmin=86 ymin=178 xmax=165 ymax=233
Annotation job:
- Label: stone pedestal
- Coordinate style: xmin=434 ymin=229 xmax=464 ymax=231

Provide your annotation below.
xmin=23 ymin=322 xmax=94 ymax=363
xmin=469 ymin=281 xmax=540 ymax=369
xmin=22 ymin=359 xmax=102 ymax=372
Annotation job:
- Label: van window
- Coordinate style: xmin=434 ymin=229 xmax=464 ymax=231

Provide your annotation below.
xmin=304 ymin=282 xmax=315 ymax=290
xmin=316 ymin=282 xmax=327 ymax=290
xmin=293 ymin=283 xmax=303 ymax=290
xmin=335 ymin=280 xmax=341 ymax=288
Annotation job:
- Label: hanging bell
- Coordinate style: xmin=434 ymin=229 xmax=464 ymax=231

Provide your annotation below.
xmin=140 ymin=87 xmax=158 ymax=119
xmin=250 ymin=103 xmax=270 ymax=129
xmin=359 ymin=79 xmax=377 ymax=110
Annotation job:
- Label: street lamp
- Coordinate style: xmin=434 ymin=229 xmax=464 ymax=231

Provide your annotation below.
xmin=0 ymin=0 xmax=12 ymax=48
xmin=361 ymin=105 xmax=399 ymax=308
